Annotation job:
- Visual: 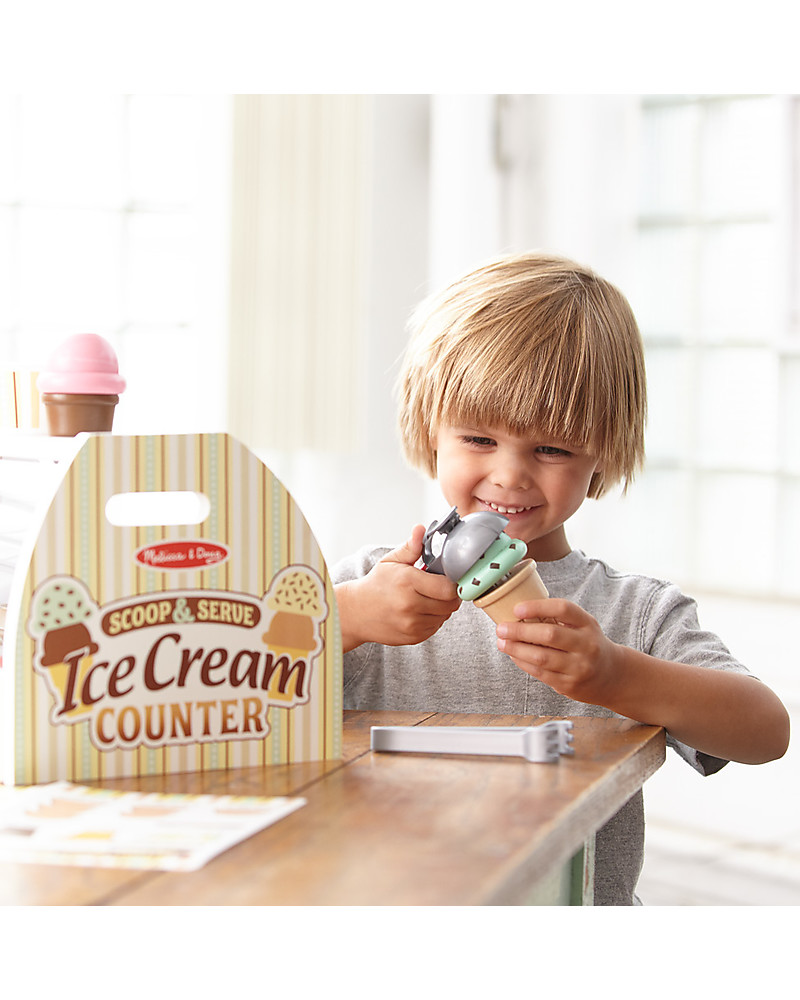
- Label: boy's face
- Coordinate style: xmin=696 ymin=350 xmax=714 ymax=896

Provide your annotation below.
xmin=434 ymin=423 xmax=601 ymax=562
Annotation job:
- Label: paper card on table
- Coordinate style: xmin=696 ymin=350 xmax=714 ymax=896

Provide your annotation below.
xmin=0 ymin=781 xmax=305 ymax=871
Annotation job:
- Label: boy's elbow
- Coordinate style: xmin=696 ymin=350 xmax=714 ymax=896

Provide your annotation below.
xmin=751 ymin=696 xmax=791 ymax=765
xmin=767 ymin=704 xmax=791 ymax=763
xmin=728 ymin=680 xmax=791 ymax=765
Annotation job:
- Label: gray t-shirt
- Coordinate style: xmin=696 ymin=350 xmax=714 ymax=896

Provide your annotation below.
xmin=333 ymin=545 xmax=752 ymax=905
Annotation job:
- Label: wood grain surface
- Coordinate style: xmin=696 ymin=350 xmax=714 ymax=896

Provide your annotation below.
xmin=0 ymin=711 xmax=665 ymax=905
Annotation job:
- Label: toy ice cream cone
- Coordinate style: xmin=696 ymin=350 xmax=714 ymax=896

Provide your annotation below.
xmin=38 ymin=334 xmax=125 ymax=436
xmin=474 ymin=558 xmax=549 ymax=624
xmin=41 ymin=392 xmax=119 ymax=434
xmin=422 ymin=507 xmax=550 ymax=625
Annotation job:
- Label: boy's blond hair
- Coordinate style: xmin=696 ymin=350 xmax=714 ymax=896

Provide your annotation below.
xmin=397 ymin=252 xmax=647 ymax=499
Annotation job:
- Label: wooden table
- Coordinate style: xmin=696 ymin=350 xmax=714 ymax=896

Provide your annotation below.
xmin=0 ymin=711 xmax=665 ymax=906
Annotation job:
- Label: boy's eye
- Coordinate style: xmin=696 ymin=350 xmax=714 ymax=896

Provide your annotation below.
xmin=462 ymin=435 xmax=496 ymax=447
xmin=537 ymin=446 xmax=570 ymax=457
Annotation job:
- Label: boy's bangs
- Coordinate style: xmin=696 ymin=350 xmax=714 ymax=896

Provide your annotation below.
xmin=435 ymin=327 xmax=610 ymax=461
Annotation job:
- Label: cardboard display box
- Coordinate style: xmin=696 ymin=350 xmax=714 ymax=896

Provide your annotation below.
xmin=0 ymin=432 xmax=342 ymax=785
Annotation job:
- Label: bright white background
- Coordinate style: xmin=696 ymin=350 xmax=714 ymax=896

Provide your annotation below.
xmin=1 ymin=93 xmax=798 ymax=897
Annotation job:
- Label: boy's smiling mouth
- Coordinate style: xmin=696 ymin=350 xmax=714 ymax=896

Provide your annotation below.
xmin=478 ymin=498 xmax=536 ymax=515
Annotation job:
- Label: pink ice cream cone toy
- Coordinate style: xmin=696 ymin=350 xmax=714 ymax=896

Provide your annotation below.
xmin=37 ymin=334 xmax=126 ymax=436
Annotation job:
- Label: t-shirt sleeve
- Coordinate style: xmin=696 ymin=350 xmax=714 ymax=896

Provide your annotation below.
xmin=639 ymin=582 xmax=754 ymax=776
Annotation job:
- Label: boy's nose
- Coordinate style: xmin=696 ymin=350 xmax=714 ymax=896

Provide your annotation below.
xmin=491 ymin=458 xmax=532 ymax=491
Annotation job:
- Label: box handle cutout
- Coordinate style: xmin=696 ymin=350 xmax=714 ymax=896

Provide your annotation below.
xmin=106 ymin=491 xmax=211 ymax=527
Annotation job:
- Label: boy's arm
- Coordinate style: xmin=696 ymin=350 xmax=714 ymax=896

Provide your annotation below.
xmin=496 ymin=598 xmax=790 ymax=765
xmin=597 ymin=646 xmax=789 ymax=764
xmin=336 ymin=525 xmax=462 ymax=653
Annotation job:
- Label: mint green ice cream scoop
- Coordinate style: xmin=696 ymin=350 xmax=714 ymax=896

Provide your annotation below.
xmin=456 ymin=534 xmax=527 ymax=600
xmin=421 ymin=507 xmax=528 ymax=600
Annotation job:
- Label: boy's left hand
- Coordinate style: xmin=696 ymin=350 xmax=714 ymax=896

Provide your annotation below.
xmin=495 ymin=598 xmax=620 ymax=707
xmin=496 ymin=599 xmax=790 ymax=766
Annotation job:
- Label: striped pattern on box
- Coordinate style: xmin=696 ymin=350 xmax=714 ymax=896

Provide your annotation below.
xmin=7 ymin=433 xmax=342 ymax=785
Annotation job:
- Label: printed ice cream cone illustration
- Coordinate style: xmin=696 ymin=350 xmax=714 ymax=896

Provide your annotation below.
xmin=262 ymin=568 xmax=327 ymax=702
xmin=37 ymin=333 xmax=126 ymax=436
xmin=27 ymin=577 xmax=100 ymax=719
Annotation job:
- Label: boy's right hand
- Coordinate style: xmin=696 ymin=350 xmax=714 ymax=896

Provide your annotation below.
xmin=336 ymin=524 xmax=462 ymax=652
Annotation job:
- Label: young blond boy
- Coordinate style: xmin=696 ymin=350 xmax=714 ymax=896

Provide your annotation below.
xmin=333 ymin=251 xmax=789 ymax=905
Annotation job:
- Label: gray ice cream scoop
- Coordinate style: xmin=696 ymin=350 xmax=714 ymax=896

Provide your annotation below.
xmin=421 ymin=507 xmax=528 ymax=600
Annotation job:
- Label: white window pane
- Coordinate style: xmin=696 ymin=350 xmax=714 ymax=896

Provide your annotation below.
xmin=638 ymin=103 xmax=699 ymax=217
xmin=619 ymin=469 xmax=695 ymax=583
xmin=18 ymin=208 xmax=122 ymax=326
xmin=696 ymin=348 xmax=778 ymax=471
xmin=781 ymin=357 xmax=800 ymax=474
xmin=126 ymin=213 xmax=197 ymax=323
xmin=114 ymin=325 xmax=221 ymax=434
xmin=9 ymin=325 xmax=84 ymax=368
xmin=632 ymin=228 xmax=695 ymax=338
xmin=635 ymin=96 xmax=791 ymax=602
xmin=569 ymin=469 xmax=694 ymax=584
xmin=0 ymin=97 xmax=19 ymax=201
xmin=777 ymin=482 xmax=800 ymax=597
xmin=700 ymin=98 xmax=782 ymax=217
xmin=698 ymin=223 xmax=779 ymax=343
xmin=643 ymin=345 xmax=693 ymax=462
xmin=0 ymin=207 xmax=16 ymax=328
xmin=695 ymin=473 xmax=777 ymax=594
xmin=18 ymin=95 xmax=125 ymax=207
xmin=128 ymin=96 xmax=205 ymax=205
